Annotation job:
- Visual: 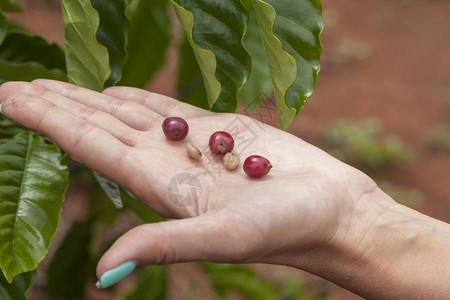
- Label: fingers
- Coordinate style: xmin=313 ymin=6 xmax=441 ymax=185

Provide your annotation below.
xmin=40 ymin=90 xmax=141 ymax=146
xmin=0 ymin=81 xmax=140 ymax=146
xmin=102 ymin=86 xmax=213 ymax=118
xmin=0 ymin=92 xmax=135 ymax=187
xmin=32 ymin=79 xmax=162 ymax=131
xmin=96 ymin=212 xmax=257 ymax=285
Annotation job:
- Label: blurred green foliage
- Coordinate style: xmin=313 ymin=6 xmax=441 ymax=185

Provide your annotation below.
xmin=201 ymin=263 xmax=321 ymax=300
xmin=122 ymin=266 xmax=167 ymax=300
xmin=334 ymin=38 xmax=371 ymax=63
xmin=378 ymin=181 xmax=424 ymax=208
xmin=422 ymin=123 xmax=450 ymax=153
xmin=0 ymin=115 xmax=27 ymax=138
xmin=322 ymin=118 xmax=411 ymax=171
xmin=0 ymin=271 xmax=35 ymax=300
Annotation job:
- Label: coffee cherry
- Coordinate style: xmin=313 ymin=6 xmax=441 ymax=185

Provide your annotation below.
xmin=186 ymin=143 xmax=202 ymax=160
xmin=162 ymin=117 xmax=189 ymax=141
xmin=243 ymin=155 xmax=272 ymax=178
xmin=223 ymin=152 xmax=240 ymax=170
xmin=209 ymin=131 xmax=234 ymax=155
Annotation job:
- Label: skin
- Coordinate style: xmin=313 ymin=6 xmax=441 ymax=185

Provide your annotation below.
xmin=0 ymin=80 xmax=449 ymax=299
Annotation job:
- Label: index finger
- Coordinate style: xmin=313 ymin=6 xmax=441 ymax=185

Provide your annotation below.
xmin=102 ymin=86 xmax=214 ymax=118
xmin=1 ymin=89 xmax=136 ymax=189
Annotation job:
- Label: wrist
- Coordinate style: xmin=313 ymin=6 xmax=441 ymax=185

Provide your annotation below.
xmin=297 ymin=188 xmax=450 ymax=299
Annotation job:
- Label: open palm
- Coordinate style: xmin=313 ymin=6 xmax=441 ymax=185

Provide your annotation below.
xmin=0 ymin=80 xmax=377 ymax=278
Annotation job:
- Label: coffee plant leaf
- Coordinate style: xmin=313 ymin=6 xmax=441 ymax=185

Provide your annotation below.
xmin=177 ymin=36 xmax=209 ymax=109
xmin=201 ymin=263 xmax=278 ymax=300
xmin=172 ymin=0 xmax=251 ymax=112
xmin=0 ymin=32 xmax=67 ymax=84
xmin=0 ymin=116 xmax=27 ymax=139
xmin=61 ymin=0 xmax=111 ymax=91
xmin=0 ymin=10 xmax=6 ymax=45
xmin=93 ymin=172 xmax=123 ymax=208
xmin=0 ymin=131 xmax=69 ymax=283
xmin=123 ymin=266 xmax=167 ymax=300
xmin=91 ymin=0 xmax=129 ymax=87
xmin=0 ymin=60 xmax=67 ymax=85
xmin=0 ymin=0 xmax=22 ymax=12
xmin=62 ymin=0 xmax=124 ymax=208
xmin=0 ymin=33 xmax=66 ymax=71
xmin=120 ymin=188 xmax=165 ymax=223
xmin=46 ymin=220 xmax=94 ymax=299
xmin=0 ymin=271 xmax=35 ymax=300
xmin=119 ymin=0 xmax=171 ymax=88
xmin=247 ymin=0 xmax=323 ymax=130
xmin=239 ymin=3 xmax=272 ymax=109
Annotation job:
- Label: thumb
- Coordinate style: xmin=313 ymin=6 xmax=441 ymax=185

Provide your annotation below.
xmin=95 ymin=212 xmax=253 ymax=289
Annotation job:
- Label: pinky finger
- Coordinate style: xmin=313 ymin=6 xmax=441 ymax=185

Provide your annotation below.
xmin=1 ymin=93 xmax=135 ymax=187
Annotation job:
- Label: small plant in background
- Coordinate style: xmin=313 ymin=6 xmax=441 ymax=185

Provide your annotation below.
xmin=422 ymin=123 xmax=450 ymax=153
xmin=322 ymin=118 xmax=411 ymax=171
xmin=323 ymin=118 xmax=425 ymax=209
xmin=333 ymin=38 xmax=371 ymax=63
xmin=377 ymin=181 xmax=424 ymax=208
xmin=200 ymin=263 xmax=323 ymax=300
xmin=321 ymin=8 xmax=340 ymax=28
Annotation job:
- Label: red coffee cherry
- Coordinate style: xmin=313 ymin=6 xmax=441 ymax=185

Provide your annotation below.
xmin=243 ymin=155 xmax=272 ymax=178
xmin=162 ymin=117 xmax=189 ymax=141
xmin=209 ymin=131 xmax=234 ymax=155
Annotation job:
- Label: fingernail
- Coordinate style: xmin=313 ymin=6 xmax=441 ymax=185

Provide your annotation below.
xmin=95 ymin=261 xmax=136 ymax=289
xmin=0 ymin=101 xmax=3 ymax=114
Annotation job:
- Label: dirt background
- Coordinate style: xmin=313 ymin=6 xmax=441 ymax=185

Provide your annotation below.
xmin=6 ymin=0 xmax=450 ymax=299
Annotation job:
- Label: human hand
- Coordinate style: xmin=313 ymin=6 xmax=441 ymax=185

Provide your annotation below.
xmin=0 ymin=80 xmax=411 ymax=295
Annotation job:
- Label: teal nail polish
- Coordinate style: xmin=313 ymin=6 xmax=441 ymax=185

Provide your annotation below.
xmin=96 ymin=261 xmax=136 ymax=289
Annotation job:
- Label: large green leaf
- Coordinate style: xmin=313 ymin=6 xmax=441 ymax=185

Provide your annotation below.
xmin=177 ymin=36 xmax=209 ymax=110
xmin=89 ymin=177 xmax=122 ymax=226
xmin=0 ymin=32 xmax=67 ymax=84
xmin=93 ymin=171 xmax=123 ymax=208
xmin=46 ymin=220 xmax=94 ymax=299
xmin=0 ymin=116 xmax=27 ymax=139
xmin=5 ymin=22 xmax=27 ymax=35
xmin=0 ymin=0 xmax=22 ymax=12
xmin=239 ymin=4 xmax=272 ymax=109
xmin=61 ymin=0 xmax=122 ymax=207
xmin=0 ymin=60 xmax=67 ymax=85
xmin=123 ymin=266 xmax=167 ymax=300
xmin=0 ymin=11 xmax=6 ymax=46
xmin=247 ymin=0 xmax=323 ymax=130
xmin=0 ymin=33 xmax=66 ymax=71
xmin=61 ymin=0 xmax=111 ymax=91
xmin=91 ymin=0 xmax=129 ymax=87
xmin=0 ymin=271 xmax=35 ymax=300
xmin=119 ymin=0 xmax=171 ymax=88
xmin=172 ymin=0 xmax=251 ymax=112
xmin=0 ymin=131 xmax=69 ymax=283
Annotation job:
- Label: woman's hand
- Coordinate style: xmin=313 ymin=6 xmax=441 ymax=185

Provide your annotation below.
xmin=3 ymin=80 xmax=448 ymax=299
xmin=0 ymin=79 xmax=375 ymax=265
